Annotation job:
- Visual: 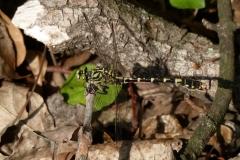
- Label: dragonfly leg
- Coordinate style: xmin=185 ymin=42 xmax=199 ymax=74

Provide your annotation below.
xmin=85 ymin=84 xmax=98 ymax=96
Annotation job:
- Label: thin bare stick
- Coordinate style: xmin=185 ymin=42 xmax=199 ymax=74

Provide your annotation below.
xmin=75 ymin=84 xmax=94 ymax=160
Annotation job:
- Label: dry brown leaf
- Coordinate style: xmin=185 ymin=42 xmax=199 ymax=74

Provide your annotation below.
xmin=0 ymin=10 xmax=26 ymax=67
xmin=1 ymin=130 xmax=183 ymax=160
xmin=207 ymin=124 xmax=233 ymax=155
xmin=232 ymin=0 xmax=240 ymax=26
xmin=0 ymin=12 xmax=26 ymax=79
xmin=233 ymin=10 xmax=240 ymax=27
xmin=1 ymin=125 xmax=78 ymax=159
xmin=222 ymin=121 xmax=240 ymax=154
xmin=0 ymin=16 xmax=19 ymax=79
xmin=51 ymin=71 xmax=66 ymax=89
xmin=25 ymin=50 xmax=48 ymax=86
xmin=63 ymin=50 xmax=91 ymax=68
xmin=0 ymin=83 xmax=86 ymax=159
xmin=0 ymin=82 xmax=55 ymax=159
xmin=40 ymin=126 xmax=79 ymax=143
xmin=0 ymin=81 xmax=54 ymax=141
xmin=136 ymin=83 xmax=175 ymax=106
xmin=54 ymin=141 xmax=78 ymax=160
xmin=134 ymin=115 xmax=183 ymax=139
xmin=0 ymin=126 xmax=52 ymax=160
xmin=22 ymin=92 xmax=55 ymax=132
xmin=220 ymin=124 xmax=233 ymax=145
xmin=102 ymin=131 xmax=114 ymax=143
xmin=55 ymin=151 xmax=76 ymax=160
xmin=144 ymin=98 xmax=208 ymax=120
xmin=0 ymin=81 xmax=28 ymax=139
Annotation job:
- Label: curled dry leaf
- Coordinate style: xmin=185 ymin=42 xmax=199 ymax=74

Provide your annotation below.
xmin=26 ymin=50 xmax=47 ymax=86
xmin=0 ymin=124 xmax=78 ymax=159
xmin=55 ymin=150 xmax=76 ymax=160
xmin=144 ymin=96 xmax=210 ymax=121
xmin=40 ymin=125 xmax=79 ymax=143
xmin=207 ymin=120 xmax=240 ymax=155
xmin=208 ymin=123 xmax=235 ymax=155
xmin=232 ymin=0 xmax=240 ymax=27
xmin=5 ymin=128 xmax=52 ymax=160
xmin=222 ymin=121 xmax=240 ymax=154
xmin=63 ymin=50 xmax=92 ymax=68
xmin=0 ymin=11 xmax=26 ymax=79
xmin=0 ymin=81 xmax=55 ymax=159
xmin=0 ymin=83 xmax=186 ymax=159
xmin=0 ymin=17 xmax=18 ymax=79
xmin=0 ymin=80 xmax=54 ymax=140
xmin=0 ymin=81 xmax=29 ymax=139
xmin=134 ymin=115 xmax=183 ymax=139
xmin=136 ymin=83 xmax=177 ymax=106
xmin=0 ymin=10 xmax=26 ymax=67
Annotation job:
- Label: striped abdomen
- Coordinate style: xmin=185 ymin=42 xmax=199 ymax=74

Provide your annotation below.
xmin=119 ymin=77 xmax=202 ymax=89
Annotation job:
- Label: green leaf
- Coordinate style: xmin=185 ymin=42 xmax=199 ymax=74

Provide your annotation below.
xmin=60 ymin=64 xmax=122 ymax=112
xmin=93 ymin=83 xmax=122 ymax=111
xmin=169 ymin=0 xmax=205 ymax=9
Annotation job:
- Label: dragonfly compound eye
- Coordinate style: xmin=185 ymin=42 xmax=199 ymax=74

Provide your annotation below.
xmin=76 ymin=67 xmax=87 ymax=80
xmin=76 ymin=70 xmax=80 ymax=79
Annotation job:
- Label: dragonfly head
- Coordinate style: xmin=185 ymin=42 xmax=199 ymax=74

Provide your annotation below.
xmin=76 ymin=67 xmax=88 ymax=81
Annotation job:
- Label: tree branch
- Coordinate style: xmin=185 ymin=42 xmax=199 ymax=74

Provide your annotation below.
xmin=180 ymin=0 xmax=237 ymax=159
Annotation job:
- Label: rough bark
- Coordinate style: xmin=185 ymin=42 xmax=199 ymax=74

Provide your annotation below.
xmin=12 ymin=1 xmax=219 ymax=76
xmin=180 ymin=0 xmax=236 ymax=159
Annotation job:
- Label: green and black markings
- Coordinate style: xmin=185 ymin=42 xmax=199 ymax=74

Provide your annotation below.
xmin=77 ymin=66 xmax=207 ymax=94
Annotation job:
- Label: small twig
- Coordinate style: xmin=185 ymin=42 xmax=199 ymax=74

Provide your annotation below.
xmin=48 ymin=46 xmax=58 ymax=66
xmin=181 ymin=0 xmax=237 ymax=157
xmin=48 ymin=46 xmax=66 ymax=82
xmin=192 ymin=58 xmax=220 ymax=70
xmin=128 ymin=83 xmax=138 ymax=132
xmin=202 ymin=19 xmax=218 ymax=31
xmin=75 ymin=84 xmax=94 ymax=160
xmin=46 ymin=66 xmax=72 ymax=74
xmin=206 ymin=146 xmax=215 ymax=160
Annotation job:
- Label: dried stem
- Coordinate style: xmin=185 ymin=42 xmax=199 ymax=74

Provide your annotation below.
xmin=75 ymin=84 xmax=94 ymax=160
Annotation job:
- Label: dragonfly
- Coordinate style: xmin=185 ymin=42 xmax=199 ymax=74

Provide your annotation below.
xmin=76 ymin=65 xmax=207 ymax=94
